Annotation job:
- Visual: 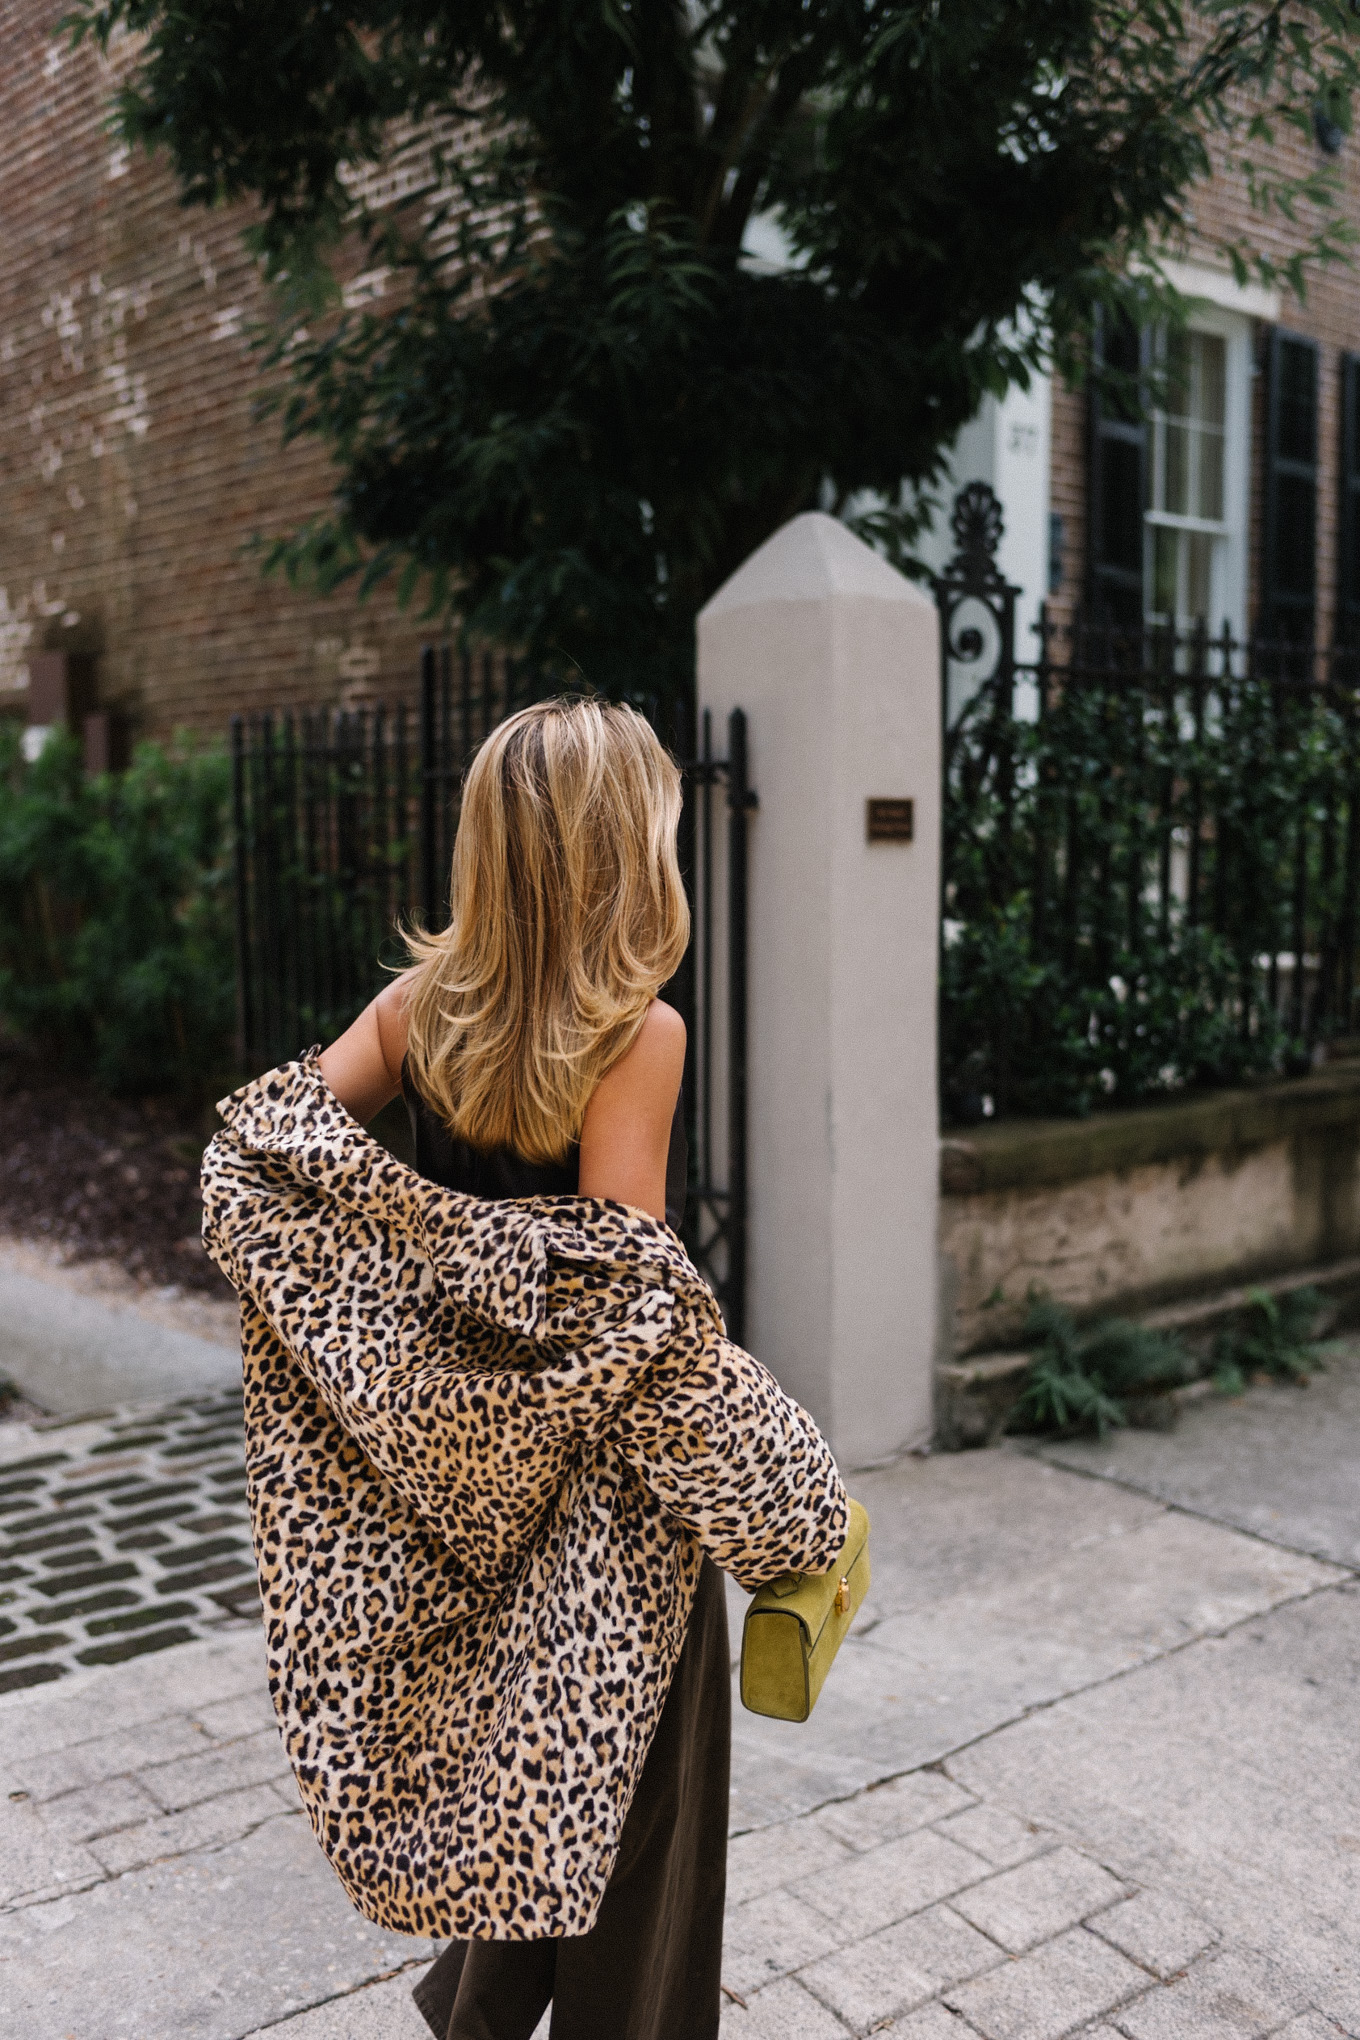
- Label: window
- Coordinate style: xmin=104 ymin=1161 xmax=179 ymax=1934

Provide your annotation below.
xmin=1147 ymin=330 xmax=1227 ymax=626
xmin=1088 ymin=308 xmax=1250 ymax=637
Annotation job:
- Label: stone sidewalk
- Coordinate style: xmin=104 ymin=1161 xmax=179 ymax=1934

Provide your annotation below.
xmin=0 ymin=1326 xmax=1357 ymax=2038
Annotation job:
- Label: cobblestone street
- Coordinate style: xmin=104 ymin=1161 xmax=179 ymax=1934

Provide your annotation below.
xmin=0 ymin=1345 xmax=1357 ymax=2040
xmin=0 ymin=1391 xmax=255 ymax=1692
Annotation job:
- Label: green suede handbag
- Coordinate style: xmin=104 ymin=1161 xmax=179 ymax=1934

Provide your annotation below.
xmin=739 ymin=1500 xmax=871 ymax=1722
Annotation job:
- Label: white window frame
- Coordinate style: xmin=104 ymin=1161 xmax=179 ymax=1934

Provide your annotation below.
xmin=1143 ymin=305 xmax=1251 ymax=638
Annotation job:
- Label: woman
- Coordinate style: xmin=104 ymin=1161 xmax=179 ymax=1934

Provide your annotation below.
xmin=318 ymin=699 xmax=727 ymax=2040
xmin=202 ymin=697 xmax=846 ymax=2040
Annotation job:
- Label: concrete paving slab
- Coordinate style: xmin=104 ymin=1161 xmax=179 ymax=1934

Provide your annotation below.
xmin=0 ymin=1813 xmax=433 ymax=2040
xmin=1114 ymin=1947 xmax=1305 ymax=2040
xmin=247 ymin=1972 xmax=433 ymax=2038
xmin=0 ymin=1630 xmax=267 ymax=1758
xmin=719 ymin=1975 xmax=850 ymax=2038
xmin=934 ymin=1802 xmax=1052 ymax=1868
xmin=948 ymin=1846 xmax=1127 ymax=1954
xmin=942 ymin=1925 xmax=1149 ymax=2040
xmin=947 ymin=1581 xmax=1360 ymax=2033
xmin=790 ymin=1827 xmax=989 ymax=1939
xmin=0 ymin=1794 xmax=105 ymax=1909
xmin=0 ymin=1265 xmax=240 ymax=1414
xmin=730 ymin=1469 xmax=1341 ymax=1830
xmin=838 ymin=1450 xmax=1171 ymax=1617
xmin=1090 ymin=1887 xmax=1219 ymax=1979
xmin=883 ymin=2007 xmax=986 ymax=2040
xmin=1031 ymin=1339 xmax=1360 ymax=1569
xmin=796 ymin=1902 xmax=1000 ymax=2032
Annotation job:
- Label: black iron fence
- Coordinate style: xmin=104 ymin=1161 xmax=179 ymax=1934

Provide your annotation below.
xmin=230 ymin=650 xmax=551 ymax=1062
xmin=676 ymin=705 xmax=754 ymax=1341
xmin=937 ymin=481 xmax=1360 ymax=1124
xmin=230 ymin=657 xmax=752 ymax=1334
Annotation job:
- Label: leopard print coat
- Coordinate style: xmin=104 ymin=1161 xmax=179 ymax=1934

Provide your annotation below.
xmin=200 ymin=1056 xmax=848 ymax=1944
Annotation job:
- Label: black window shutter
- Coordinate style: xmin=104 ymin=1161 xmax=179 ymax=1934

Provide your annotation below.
xmin=1261 ymin=329 xmax=1319 ymax=646
xmin=1087 ymin=308 xmax=1149 ymax=630
xmin=1338 ymin=352 xmax=1360 ymax=647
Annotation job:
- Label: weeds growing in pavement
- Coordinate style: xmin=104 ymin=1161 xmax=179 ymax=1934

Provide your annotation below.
xmin=1010 ymin=1285 xmax=1333 ymax=1438
xmin=1210 ymin=1287 xmax=1328 ymax=1395
xmin=1009 ymin=1298 xmax=1193 ymax=1439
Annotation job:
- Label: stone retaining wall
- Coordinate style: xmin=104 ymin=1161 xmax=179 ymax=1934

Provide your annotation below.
xmin=939 ymin=1061 xmax=1360 ymax=1355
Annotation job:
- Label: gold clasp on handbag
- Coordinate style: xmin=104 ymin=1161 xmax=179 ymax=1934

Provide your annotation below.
xmin=834 ymin=1575 xmax=851 ymax=1616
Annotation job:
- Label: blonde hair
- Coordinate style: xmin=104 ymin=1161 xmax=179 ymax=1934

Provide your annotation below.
xmin=403 ymin=698 xmax=690 ymax=1163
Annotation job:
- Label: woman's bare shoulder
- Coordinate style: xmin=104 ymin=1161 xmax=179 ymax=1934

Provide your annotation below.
xmin=637 ymin=997 xmax=686 ymax=1056
xmin=374 ymin=968 xmax=417 ymax=1084
xmin=588 ymin=1000 xmax=685 ymax=1113
xmin=622 ymin=998 xmax=686 ymax=1085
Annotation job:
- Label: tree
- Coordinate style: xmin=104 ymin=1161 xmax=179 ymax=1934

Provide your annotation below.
xmin=73 ymin=0 xmax=1360 ymax=703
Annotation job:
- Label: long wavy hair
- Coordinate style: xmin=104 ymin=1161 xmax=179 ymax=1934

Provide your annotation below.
xmin=403 ymin=698 xmax=689 ymax=1163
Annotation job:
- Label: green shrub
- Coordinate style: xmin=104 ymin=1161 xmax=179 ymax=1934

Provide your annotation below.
xmin=1009 ymin=1297 xmax=1193 ymax=1439
xmin=0 ymin=723 xmax=235 ymax=1094
xmin=941 ymin=907 xmax=1289 ymax=1124
xmin=941 ymin=654 xmax=1327 ymax=1124
xmin=1210 ymin=1286 xmax=1328 ymax=1395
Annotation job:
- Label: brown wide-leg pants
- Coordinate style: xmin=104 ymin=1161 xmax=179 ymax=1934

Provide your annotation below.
xmin=412 ymin=1557 xmax=731 ymax=2040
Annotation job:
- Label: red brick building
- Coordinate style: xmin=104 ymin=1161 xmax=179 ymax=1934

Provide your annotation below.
xmin=0 ymin=0 xmax=432 ymax=744
xmin=922 ymin=121 xmax=1360 ymax=671
xmin=4 ymin=5 xmax=1360 ymax=745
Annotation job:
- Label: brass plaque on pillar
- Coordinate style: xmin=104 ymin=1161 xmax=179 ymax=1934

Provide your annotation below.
xmin=866 ymin=798 xmax=914 ymax=843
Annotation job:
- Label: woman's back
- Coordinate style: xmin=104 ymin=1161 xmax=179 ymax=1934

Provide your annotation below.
xmin=402 ymin=1058 xmax=688 ymax=1231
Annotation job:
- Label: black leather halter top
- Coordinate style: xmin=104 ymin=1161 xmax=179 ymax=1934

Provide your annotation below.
xmin=402 ymin=1061 xmax=688 ymax=1233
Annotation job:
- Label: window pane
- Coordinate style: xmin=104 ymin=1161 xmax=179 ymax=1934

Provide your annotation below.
xmin=1196 ymin=426 xmax=1224 ymax=520
xmin=1191 ymin=334 xmax=1226 ymax=519
xmin=1164 ymin=421 xmax=1188 ymax=515
xmin=1186 ymin=532 xmax=1213 ymax=622
xmin=1154 ymin=330 xmax=1227 ymax=520
xmin=1152 ymin=526 xmax=1178 ymax=617
xmin=1193 ymin=332 xmax=1226 ymax=429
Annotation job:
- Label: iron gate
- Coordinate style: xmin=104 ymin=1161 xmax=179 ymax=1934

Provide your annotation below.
xmin=230 ymin=658 xmax=753 ymax=1333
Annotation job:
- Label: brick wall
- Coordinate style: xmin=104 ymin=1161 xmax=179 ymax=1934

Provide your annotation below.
xmin=9 ymin=6 xmax=1359 ymax=736
xmin=1047 ymin=119 xmax=1360 ymax=641
xmin=0 ymin=2 xmax=433 ymax=742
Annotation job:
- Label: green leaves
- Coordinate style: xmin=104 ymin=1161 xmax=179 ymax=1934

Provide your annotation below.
xmin=1011 ymin=1297 xmax=1193 ymax=1437
xmin=0 ymin=728 xmax=235 ymax=1095
xmin=1211 ymin=1286 xmax=1328 ymax=1390
xmin=61 ymin=0 xmax=1360 ymax=691
xmin=941 ymin=649 xmax=1347 ymax=1122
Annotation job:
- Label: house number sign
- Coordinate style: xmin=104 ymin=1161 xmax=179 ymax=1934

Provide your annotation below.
xmin=865 ymin=798 xmax=914 ymax=843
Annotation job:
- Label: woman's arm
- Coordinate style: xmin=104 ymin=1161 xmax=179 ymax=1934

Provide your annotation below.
xmin=578 ymin=1001 xmax=685 ymax=1225
xmin=316 ymin=972 xmax=413 ymax=1125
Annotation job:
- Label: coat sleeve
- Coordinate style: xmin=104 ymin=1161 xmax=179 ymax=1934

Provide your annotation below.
xmin=604 ymin=1296 xmax=850 ymax=1592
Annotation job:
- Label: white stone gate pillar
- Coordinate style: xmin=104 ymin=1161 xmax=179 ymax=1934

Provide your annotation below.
xmin=697 ymin=513 xmax=940 ymax=1466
